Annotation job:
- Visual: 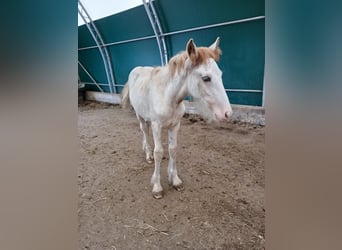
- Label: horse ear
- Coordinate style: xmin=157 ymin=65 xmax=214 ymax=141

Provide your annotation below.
xmin=209 ymin=37 xmax=220 ymax=51
xmin=209 ymin=37 xmax=222 ymax=61
xmin=186 ymin=39 xmax=198 ymax=64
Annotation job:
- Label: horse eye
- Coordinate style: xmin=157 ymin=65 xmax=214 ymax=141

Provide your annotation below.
xmin=202 ymin=76 xmax=211 ymax=82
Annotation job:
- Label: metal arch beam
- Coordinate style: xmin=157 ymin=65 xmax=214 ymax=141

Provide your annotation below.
xmin=142 ymin=0 xmax=168 ymax=66
xmin=149 ymin=0 xmax=168 ymax=65
xmin=78 ymin=0 xmax=116 ymax=93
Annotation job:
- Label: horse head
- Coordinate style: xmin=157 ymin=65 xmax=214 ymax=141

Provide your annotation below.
xmin=184 ymin=37 xmax=233 ymax=122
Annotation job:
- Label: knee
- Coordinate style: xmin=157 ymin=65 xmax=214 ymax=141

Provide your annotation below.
xmin=169 ymin=143 xmax=177 ymax=150
xmin=154 ymin=146 xmax=163 ymax=158
xmin=168 ymin=144 xmax=177 ymax=158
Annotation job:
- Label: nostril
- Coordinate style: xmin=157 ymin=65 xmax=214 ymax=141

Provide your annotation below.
xmin=225 ymin=110 xmax=232 ymax=119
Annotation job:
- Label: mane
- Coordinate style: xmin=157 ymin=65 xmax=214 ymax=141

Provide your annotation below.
xmin=168 ymin=47 xmax=222 ymax=77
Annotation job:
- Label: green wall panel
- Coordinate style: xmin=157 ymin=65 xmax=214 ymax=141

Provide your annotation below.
xmin=154 ymin=0 xmax=264 ymax=32
xmin=78 ymin=25 xmax=96 ymax=48
xmin=78 ymin=0 xmax=265 ymax=106
xmin=78 ymin=49 xmax=111 ymax=92
xmin=109 ymin=39 xmax=161 ymax=93
xmin=95 ymin=6 xmax=154 ymax=43
xmin=228 ymin=92 xmax=263 ymax=106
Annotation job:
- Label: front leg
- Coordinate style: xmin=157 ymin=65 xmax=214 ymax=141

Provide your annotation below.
xmin=151 ymin=122 xmax=164 ymax=199
xmin=168 ymin=122 xmax=183 ymax=191
xmin=137 ymin=116 xmax=153 ymax=164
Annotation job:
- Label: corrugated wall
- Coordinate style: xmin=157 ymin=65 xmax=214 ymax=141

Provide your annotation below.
xmin=78 ymin=0 xmax=265 ymax=106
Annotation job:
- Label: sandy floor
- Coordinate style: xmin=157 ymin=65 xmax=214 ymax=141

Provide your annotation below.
xmin=78 ymin=101 xmax=265 ymax=249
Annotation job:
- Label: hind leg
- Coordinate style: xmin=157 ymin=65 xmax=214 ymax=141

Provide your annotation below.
xmin=137 ymin=116 xmax=153 ymax=163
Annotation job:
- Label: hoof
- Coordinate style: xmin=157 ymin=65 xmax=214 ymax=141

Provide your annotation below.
xmin=152 ymin=191 xmax=163 ymax=199
xmin=174 ymin=184 xmax=184 ymax=192
xmin=146 ymin=159 xmax=154 ymax=164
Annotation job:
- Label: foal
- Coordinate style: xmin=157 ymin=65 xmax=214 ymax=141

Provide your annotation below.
xmin=122 ymin=38 xmax=232 ymax=198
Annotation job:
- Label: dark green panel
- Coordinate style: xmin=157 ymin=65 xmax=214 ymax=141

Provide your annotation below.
xmin=85 ymin=84 xmax=105 ymax=92
xmin=78 ymin=65 xmax=92 ymax=82
xmin=154 ymin=0 xmax=264 ymax=32
xmin=228 ymin=92 xmax=263 ymax=106
xmin=108 ymin=39 xmax=161 ymax=87
xmin=220 ymin=20 xmax=265 ymax=91
xmin=94 ymin=5 xmax=154 ymax=43
xmin=78 ymin=25 xmax=96 ymax=48
xmin=78 ymin=49 xmax=111 ymax=92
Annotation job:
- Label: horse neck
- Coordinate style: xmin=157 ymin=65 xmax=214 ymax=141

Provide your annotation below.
xmin=164 ymin=70 xmax=189 ymax=107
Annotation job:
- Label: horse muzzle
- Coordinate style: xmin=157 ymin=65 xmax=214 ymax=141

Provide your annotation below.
xmin=225 ymin=109 xmax=233 ymax=119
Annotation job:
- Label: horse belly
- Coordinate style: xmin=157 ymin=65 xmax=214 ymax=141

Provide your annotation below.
xmin=127 ymin=67 xmax=154 ymax=120
xmin=129 ymin=90 xmax=152 ymax=120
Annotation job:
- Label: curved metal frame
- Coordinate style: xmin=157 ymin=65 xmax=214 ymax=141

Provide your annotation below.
xmin=142 ymin=0 xmax=168 ymax=66
xmin=78 ymin=0 xmax=116 ymax=93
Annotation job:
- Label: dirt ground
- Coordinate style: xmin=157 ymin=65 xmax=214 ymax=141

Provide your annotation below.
xmin=78 ymin=101 xmax=265 ymax=250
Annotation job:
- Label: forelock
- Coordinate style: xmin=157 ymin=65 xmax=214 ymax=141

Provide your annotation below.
xmin=168 ymin=47 xmax=221 ymax=77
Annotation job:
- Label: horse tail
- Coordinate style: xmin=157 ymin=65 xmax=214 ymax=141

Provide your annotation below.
xmin=121 ymin=83 xmax=130 ymax=108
